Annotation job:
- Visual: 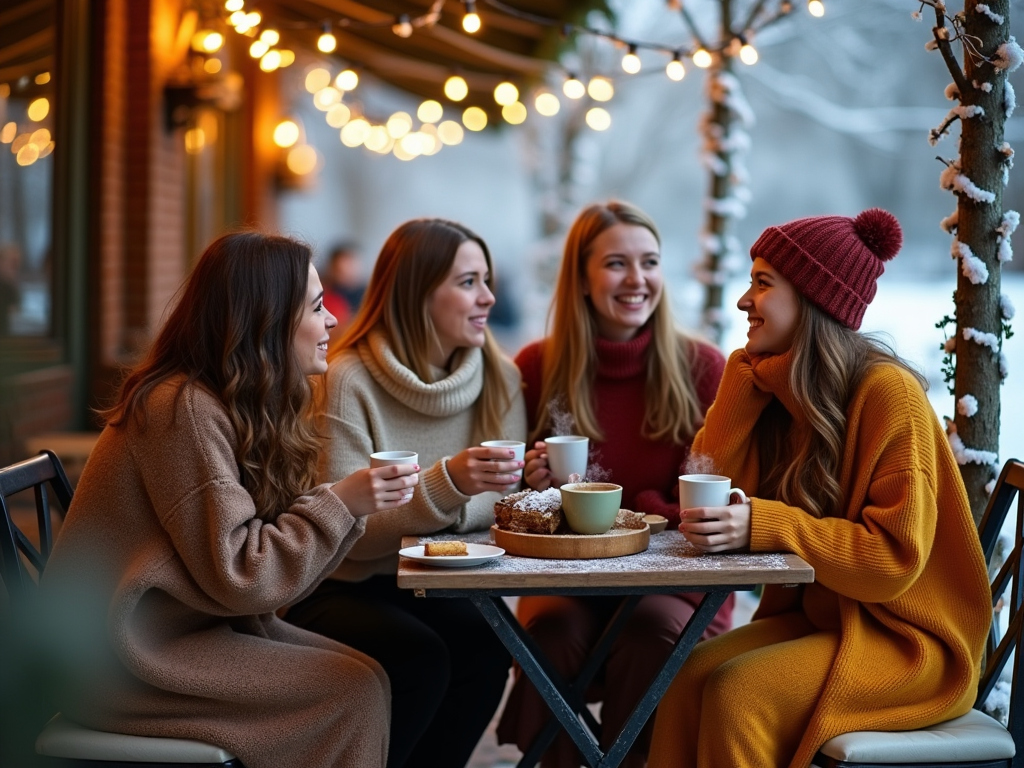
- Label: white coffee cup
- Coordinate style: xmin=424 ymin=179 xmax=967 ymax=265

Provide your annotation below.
xmin=370 ymin=450 xmax=419 ymax=469
xmin=545 ymin=435 xmax=589 ymax=485
xmin=481 ymin=440 xmax=526 ymax=479
xmin=678 ymin=473 xmax=749 ymax=512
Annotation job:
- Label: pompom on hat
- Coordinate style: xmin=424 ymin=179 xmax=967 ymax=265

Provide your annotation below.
xmin=749 ymin=208 xmax=903 ymax=330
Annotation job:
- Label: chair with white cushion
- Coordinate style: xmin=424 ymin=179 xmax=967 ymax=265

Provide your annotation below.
xmin=0 ymin=450 xmax=242 ymax=767
xmin=812 ymin=458 xmax=1023 ymax=768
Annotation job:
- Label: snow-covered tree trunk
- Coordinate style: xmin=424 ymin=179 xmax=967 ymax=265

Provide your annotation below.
xmin=926 ymin=0 xmax=1019 ymax=524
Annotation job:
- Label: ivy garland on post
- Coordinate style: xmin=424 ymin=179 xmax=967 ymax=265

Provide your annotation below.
xmin=918 ymin=0 xmax=1019 ymax=523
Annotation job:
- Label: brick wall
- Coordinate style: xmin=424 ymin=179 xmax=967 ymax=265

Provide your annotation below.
xmin=0 ymin=366 xmax=75 ymax=465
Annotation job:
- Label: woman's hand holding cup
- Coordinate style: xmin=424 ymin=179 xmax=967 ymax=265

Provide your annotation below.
xmin=523 ymin=441 xmax=553 ymax=490
xmin=678 ymin=496 xmax=751 ymax=553
xmin=331 ymin=463 xmax=420 ymax=517
xmin=447 ymin=446 xmax=524 ymax=496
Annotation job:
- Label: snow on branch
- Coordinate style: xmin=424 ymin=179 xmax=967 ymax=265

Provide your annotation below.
xmin=946 ymin=421 xmax=999 ymax=468
xmin=944 ymin=82 xmax=960 ymax=100
xmin=939 ymin=160 xmax=996 ymax=203
xmin=1000 ymin=351 xmax=1010 ymax=379
xmin=929 ymin=105 xmax=984 ymax=146
xmin=973 ymin=79 xmax=993 ymax=93
xmin=993 ymin=37 xmax=1024 ymax=72
xmin=975 ymin=4 xmax=1005 ymax=25
xmin=1001 ymin=293 xmax=1016 ymax=320
xmin=957 ymin=394 xmax=979 ymax=417
xmin=997 ymin=210 xmax=1019 ymax=263
xmin=963 ymin=326 xmax=1000 ymax=352
xmin=953 ymin=238 xmax=990 ymax=283
xmin=940 ymin=208 xmax=958 ymax=233
xmin=1005 ymin=80 xmax=1016 ymax=118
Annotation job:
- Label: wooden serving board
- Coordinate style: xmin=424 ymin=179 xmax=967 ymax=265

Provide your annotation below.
xmin=491 ymin=524 xmax=650 ymax=559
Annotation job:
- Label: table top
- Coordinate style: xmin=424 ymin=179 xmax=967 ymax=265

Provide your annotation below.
xmin=397 ymin=529 xmax=814 ymax=592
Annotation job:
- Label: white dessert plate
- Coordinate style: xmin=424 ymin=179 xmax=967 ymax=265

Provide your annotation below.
xmin=399 ymin=543 xmax=505 ymax=568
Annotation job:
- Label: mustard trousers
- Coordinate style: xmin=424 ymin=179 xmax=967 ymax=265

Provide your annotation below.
xmin=649 ymin=612 xmax=838 ymax=768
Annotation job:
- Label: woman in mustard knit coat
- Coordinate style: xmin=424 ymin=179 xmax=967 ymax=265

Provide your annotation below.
xmin=648 ymin=209 xmax=991 ymax=768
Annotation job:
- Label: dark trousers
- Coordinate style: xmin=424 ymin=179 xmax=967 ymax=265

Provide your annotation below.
xmin=287 ymin=576 xmax=511 ymax=768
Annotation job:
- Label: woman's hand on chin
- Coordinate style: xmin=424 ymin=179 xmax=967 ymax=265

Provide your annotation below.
xmin=447 ymin=446 xmax=525 ymax=496
xmin=331 ymin=465 xmax=420 ymax=517
xmin=677 ymin=500 xmax=752 ymax=553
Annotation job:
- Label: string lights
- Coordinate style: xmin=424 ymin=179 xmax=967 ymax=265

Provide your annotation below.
xmin=462 ymin=1 xmax=482 ymax=34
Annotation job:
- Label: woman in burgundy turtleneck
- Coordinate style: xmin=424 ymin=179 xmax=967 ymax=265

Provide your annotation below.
xmin=496 ymin=201 xmax=728 ymax=768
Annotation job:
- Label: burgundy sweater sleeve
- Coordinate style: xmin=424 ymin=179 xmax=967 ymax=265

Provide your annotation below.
xmin=514 ymin=340 xmax=545 ymax=435
xmin=633 ymin=341 xmax=727 ymax=524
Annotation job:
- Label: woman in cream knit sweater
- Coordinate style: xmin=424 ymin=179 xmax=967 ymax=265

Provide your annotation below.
xmin=287 ymin=218 xmax=527 ymax=768
xmin=43 ymin=233 xmax=418 ymax=768
xmin=648 ymin=210 xmax=991 ymax=768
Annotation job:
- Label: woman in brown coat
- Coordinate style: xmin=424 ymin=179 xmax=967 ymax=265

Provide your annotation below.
xmin=42 ymin=233 xmax=418 ymax=768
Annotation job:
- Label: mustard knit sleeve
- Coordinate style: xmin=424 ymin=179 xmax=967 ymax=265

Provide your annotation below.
xmin=690 ymin=348 xmax=773 ymax=496
xmin=749 ymin=467 xmax=937 ymax=603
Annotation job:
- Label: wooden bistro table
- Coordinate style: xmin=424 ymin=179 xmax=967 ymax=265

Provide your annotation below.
xmin=397 ymin=529 xmax=814 ymax=768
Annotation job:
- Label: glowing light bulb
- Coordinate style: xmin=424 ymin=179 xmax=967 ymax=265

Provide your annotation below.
xmin=563 ymin=76 xmax=585 ymax=99
xmin=317 ymin=30 xmax=337 ymax=53
xmin=27 ymin=97 xmax=49 ymax=121
xmin=462 ymin=106 xmax=487 ymax=131
xmin=225 ymin=0 xmax=244 ymax=11
xmin=305 ymin=68 xmax=331 ymax=93
xmin=365 ymin=126 xmax=391 ymax=152
xmin=335 ymin=69 xmax=359 ymax=91
xmin=278 ymin=50 xmax=295 ymax=67
xmin=502 ymin=101 xmax=527 ymax=124
xmin=493 ymin=81 xmax=519 ymax=106
xmin=260 ymin=50 xmax=282 ymax=72
xmin=192 ymin=31 xmax=224 ymax=53
xmin=392 ymin=15 xmax=413 ymax=38
xmin=463 ymin=13 xmax=481 ymax=33
xmin=739 ymin=43 xmax=758 ymax=65
xmin=287 ymin=144 xmax=318 ymax=175
xmin=621 ymin=46 xmax=641 ymax=74
xmin=666 ymin=57 xmax=685 ymax=81
xmin=437 ymin=120 xmax=464 ymax=145
xmin=204 ymin=58 xmax=223 ymax=74
xmin=340 ymin=118 xmax=371 ymax=147
xmin=808 ymin=0 xmax=825 ymax=16
xmin=249 ymin=40 xmax=269 ymax=58
xmin=692 ymin=49 xmax=713 ymax=68
xmin=417 ymin=100 xmax=443 ymax=123
xmin=587 ymin=77 xmax=614 ymax=102
xmin=534 ymin=92 xmax=560 ymax=116
xmin=17 ymin=143 xmax=39 ymax=166
xmin=444 ymin=75 xmax=469 ymax=102
xmin=228 ymin=11 xmax=247 ymax=28
xmin=585 ymin=107 xmax=611 ymax=131
xmin=386 ymin=112 xmax=413 ymax=139
xmin=326 ymin=104 xmax=351 ymax=128
xmin=35 ymin=72 xmax=51 ymax=85
xmin=260 ymin=29 xmax=280 ymax=46
xmin=312 ymin=87 xmax=342 ymax=111
xmin=1 ymin=122 xmax=16 ymax=143
xmin=273 ymin=119 xmax=300 ymax=148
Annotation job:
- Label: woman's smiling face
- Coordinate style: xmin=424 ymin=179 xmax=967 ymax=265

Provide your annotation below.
xmin=737 ymin=257 xmax=801 ymax=356
xmin=582 ymin=223 xmax=663 ymax=342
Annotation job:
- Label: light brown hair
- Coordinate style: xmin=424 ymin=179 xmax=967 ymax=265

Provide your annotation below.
xmin=532 ymin=201 xmax=706 ymax=445
xmin=756 ymin=296 xmax=927 ymax=518
xmin=331 ymin=218 xmax=513 ymax=440
xmin=101 ymin=232 xmax=321 ymax=522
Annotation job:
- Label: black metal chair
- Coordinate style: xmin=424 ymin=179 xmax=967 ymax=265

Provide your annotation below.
xmin=0 ymin=450 xmax=242 ymax=768
xmin=812 ymin=458 xmax=1023 ymax=768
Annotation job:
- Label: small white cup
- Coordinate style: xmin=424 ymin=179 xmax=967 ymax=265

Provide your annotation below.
xmin=678 ymin=473 xmax=748 ymax=513
xmin=545 ymin=435 xmax=589 ymax=485
xmin=481 ymin=440 xmax=525 ymax=479
xmin=370 ymin=450 xmax=419 ymax=469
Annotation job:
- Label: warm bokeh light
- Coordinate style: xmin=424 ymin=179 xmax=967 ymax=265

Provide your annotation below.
xmin=666 ymin=58 xmax=685 ymax=81
xmin=260 ymin=51 xmax=282 ymax=72
xmin=494 ymin=82 xmax=518 ymax=106
xmin=535 ymin=92 xmax=560 ymax=116
xmin=621 ymin=50 xmax=641 ymax=74
xmin=462 ymin=106 xmax=487 ymax=131
xmin=437 ymin=120 xmax=464 ymax=145
xmin=278 ymin=50 xmax=295 ymax=67
xmin=808 ymin=0 xmax=825 ymax=16
xmin=249 ymin=40 xmax=269 ymax=58
xmin=587 ymin=77 xmax=613 ymax=102
xmin=693 ymin=48 xmax=713 ymax=68
xmin=392 ymin=17 xmax=413 ymax=38
xmin=399 ymin=132 xmax=424 ymax=157
xmin=419 ymin=126 xmax=442 ymax=155
xmin=17 ymin=143 xmax=39 ymax=166
xmin=502 ymin=102 xmax=527 ymax=125
xmin=340 ymin=118 xmax=371 ymax=147
xmin=305 ymin=68 xmax=332 ymax=93
xmin=184 ymin=128 xmax=206 ymax=154
xmin=739 ymin=43 xmax=759 ymax=65
xmin=417 ymin=100 xmax=443 ymax=124
xmin=39 ymin=141 xmax=55 ymax=158
xmin=35 ymin=72 xmax=51 ymax=85
xmin=365 ymin=126 xmax=390 ymax=152
xmin=585 ymin=107 xmax=611 ymax=131
xmin=386 ymin=112 xmax=413 ymax=139
xmin=193 ymin=31 xmax=223 ymax=53
xmin=260 ymin=29 xmax=280 ymax=46
xmin=225 ymin=0 xmax=244 ymax=11
xmin=286 ymin=144 xmax=318 ymax=175
xmin=368 ymin=135 xmax=394 ymax=155
xmin=393 ymin=142 xmax=415 ymax=161
xmin=0 ymin=122 xmax=16 ymax=143
xmin=30 ymin=128 xmax=50 ymax=147
xmin=27 ymin=98 xmax=49 ymax=122
xmin=273 ymin=119 xmax=300 ymax=148
xmin=335 ymin=69 xmax=359 ymax=91
xmin=313 ymin=87 xmax=342 ymax=111
xmin=204 ymin=58 xmax=223 ymax=74
xmin=11 ymin=133 xmax=30 ymax=153
xmin=462 ymin=12 xmax=481 ymax=34
xmin=444 ymin=75 xmax=469 ymax=102
xmin=563 ymin=77 xmax=585 ymax=99
xmin=0 ymin=84 xmax=10 ymax=98
xmin=317 ymin=32 xmax=337 ymax=53
xmin=326 ymin=103 xmax=351 ymax=128
xmin=228 ymin=11 xmax=247 ymax=28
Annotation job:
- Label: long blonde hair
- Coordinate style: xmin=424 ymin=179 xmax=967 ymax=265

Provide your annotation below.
xmin=756 ymin=297 xmax=927 ymax=519
xmin=331 ymin=218 xmax=512 ymax=441
xmin=532 ymin=201 xmax=706 ymax=445
xmin=102 ymin=232 xmax=320 ymax=523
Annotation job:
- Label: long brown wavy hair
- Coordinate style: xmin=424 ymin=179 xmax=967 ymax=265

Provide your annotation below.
xmin=101 ymin=232 xmax=321 ymax=522
xmin=330 ymin=218 xmax=513 ymax=441
xmin=756 ymin=296 xmax=927 ymax=519
xmin=532 ymin=201 xmax=706 ymax=445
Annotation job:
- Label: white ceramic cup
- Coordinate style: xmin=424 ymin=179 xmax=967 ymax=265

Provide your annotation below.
xmin=678 ymin=473 xmax=749 ymax=512
xmin=370 ymin=450 xmax=419 ymax=469
xmin=545 ymin=435 xmax=589 ymax=485
xmin=481 ymin=440 xmax=526 ymax=479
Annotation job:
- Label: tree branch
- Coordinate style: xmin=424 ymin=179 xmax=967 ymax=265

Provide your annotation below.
xmin=740 ymin=0 xmax=770 ymax=33
xmin=922 ymin=1 xmax=970 ymax=93
xmin=678 ymin=5 xmax=709 ymax=50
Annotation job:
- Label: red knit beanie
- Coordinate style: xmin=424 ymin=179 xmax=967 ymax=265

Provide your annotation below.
xmin=749 ymin=208 xmax=903 ymax=330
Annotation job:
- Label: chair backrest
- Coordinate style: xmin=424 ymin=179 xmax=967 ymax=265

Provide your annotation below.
xmin=975 ymin=458 xmax=1024 ymax=747
xmin=0 ymin=450 xmax=74 ymax=609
